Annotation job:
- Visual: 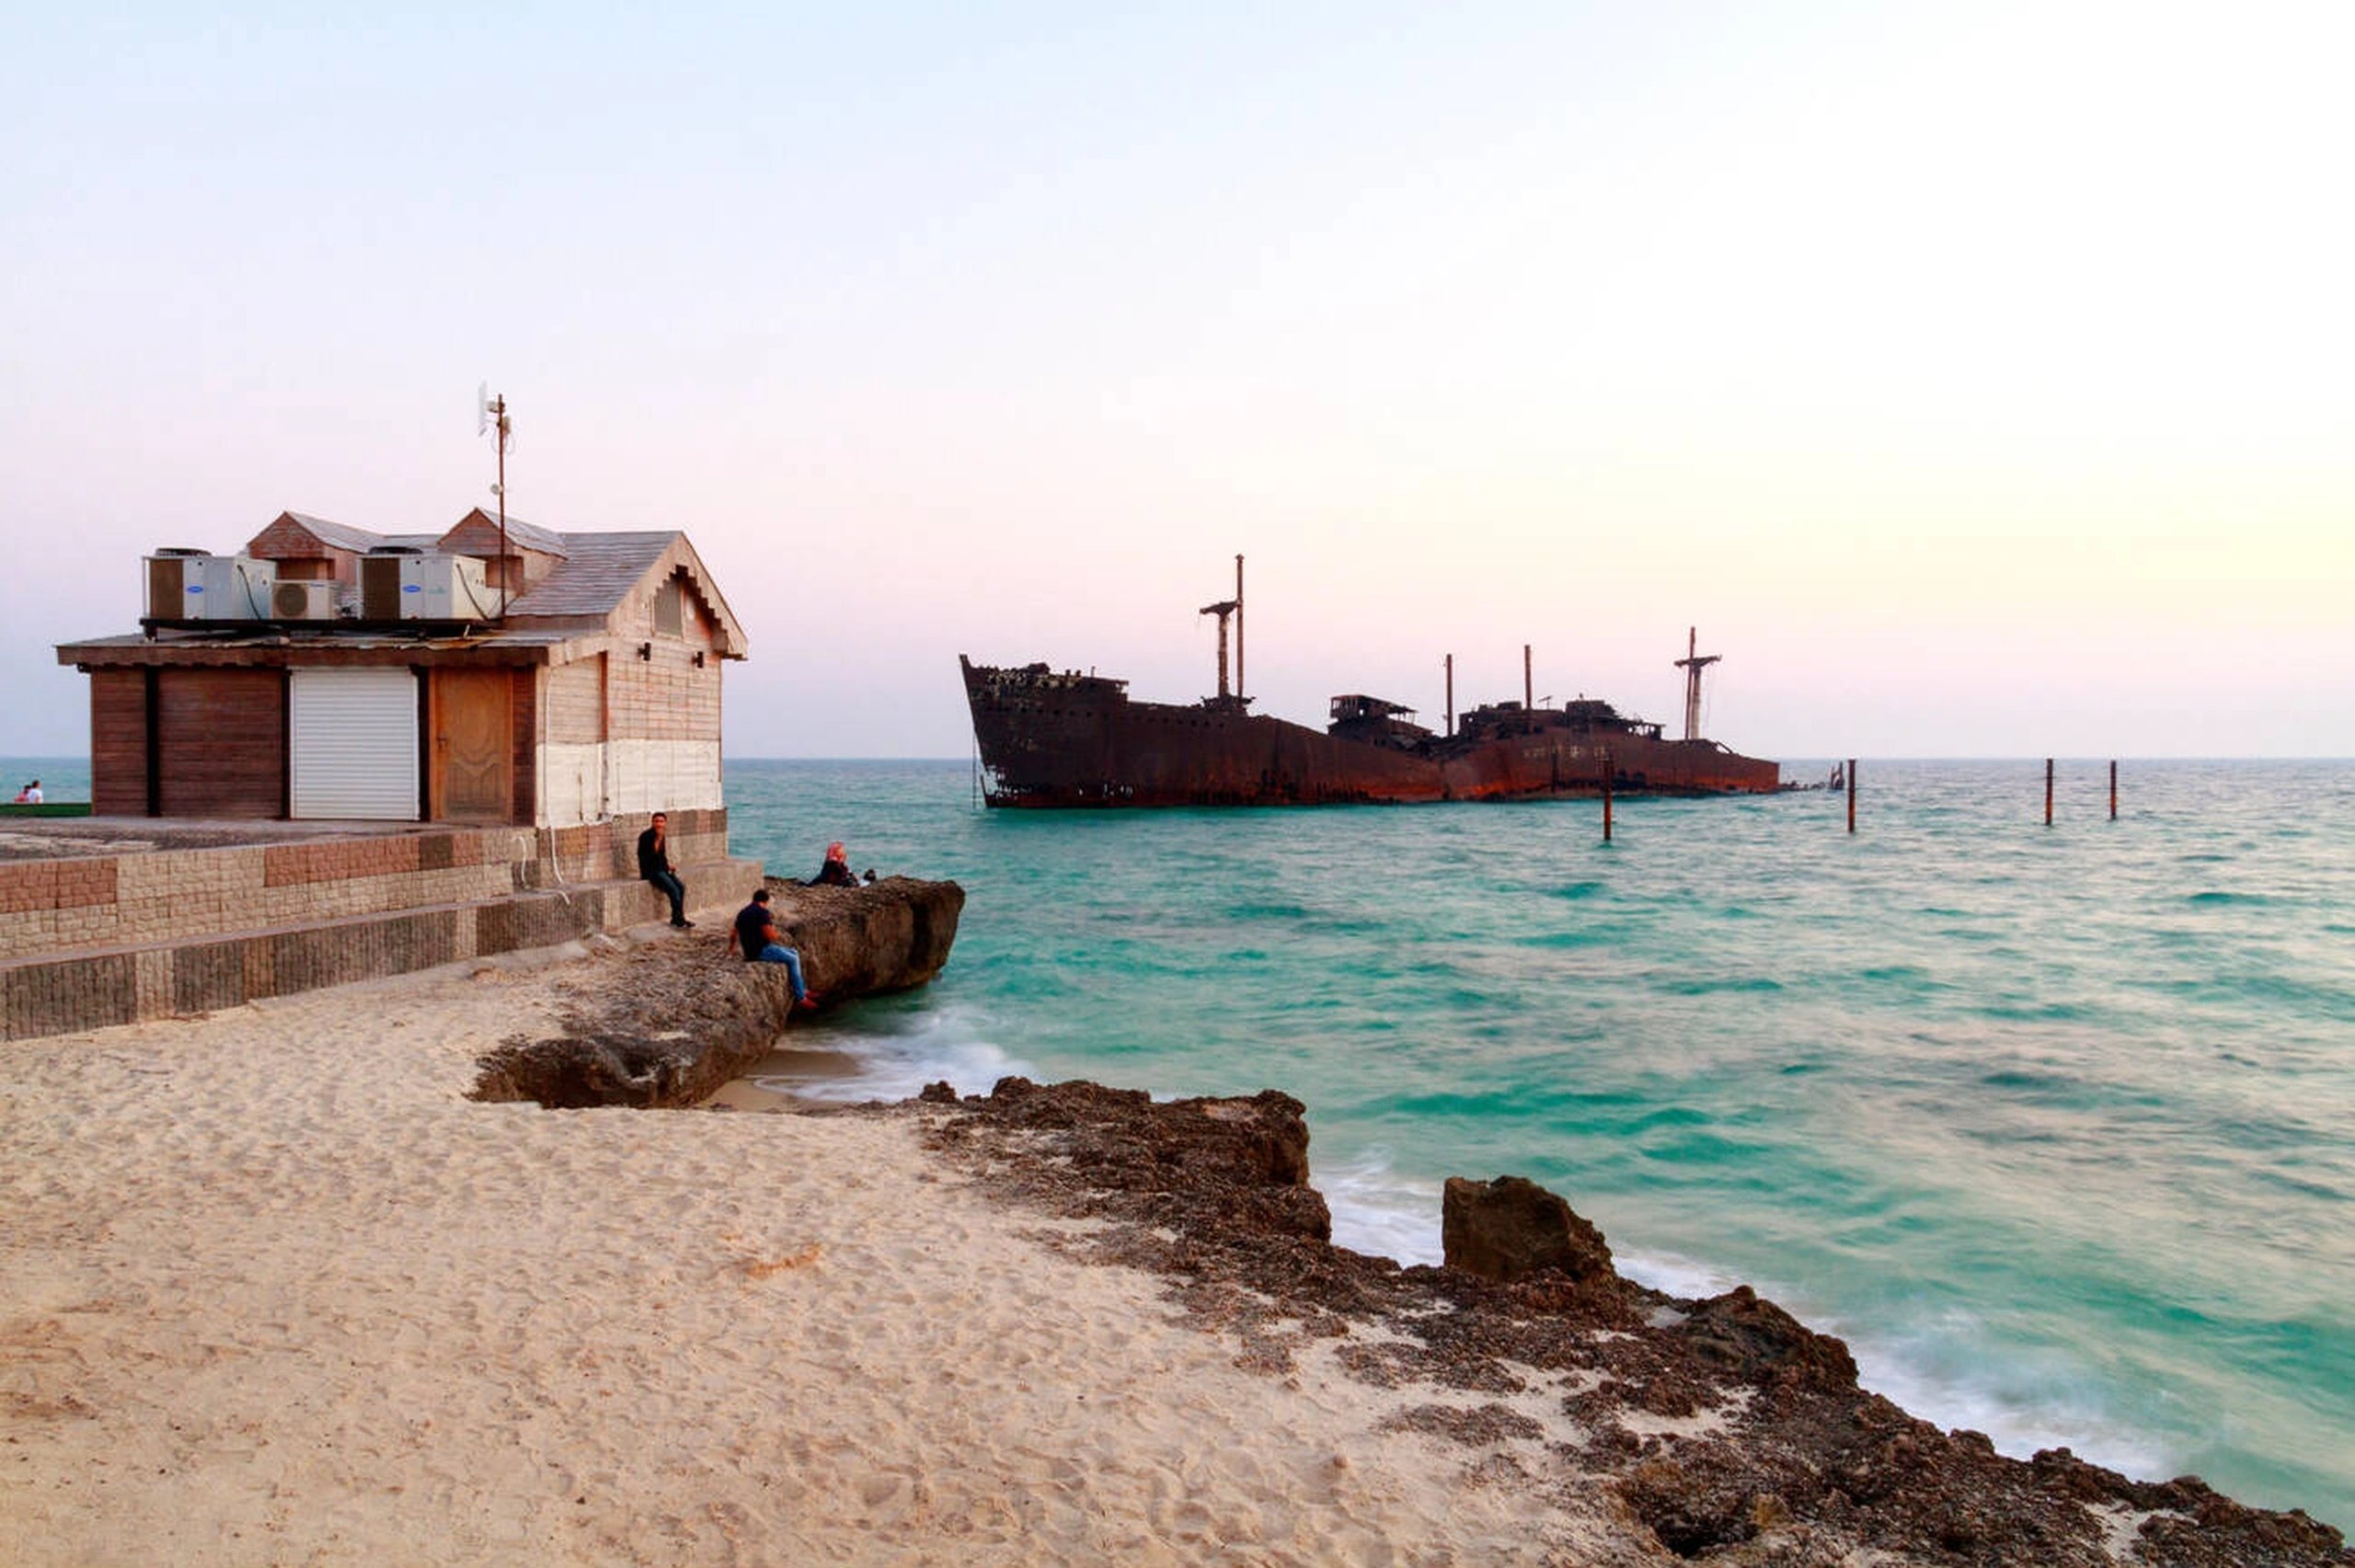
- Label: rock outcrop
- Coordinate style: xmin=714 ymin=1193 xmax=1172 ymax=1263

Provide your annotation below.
xmin=765 ymin=876 xmax=962 ymax=1002
xmin=910 ymin=1079 xmax=2351 ymax=1568
xmin=1441 ymin=1173 xmax=1614 ymax=1284
xmin=470 ymin=876 xmax=963 ymax=1109
xmin=935 ymin=1077 xmax=1330 ymax=1245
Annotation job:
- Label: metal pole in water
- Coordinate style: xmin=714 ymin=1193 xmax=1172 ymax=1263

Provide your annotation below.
xmin=1846 ymin=758 xmax=1856 ymax=834
xmin=2045 ymin=758 xmax=2054 ymax=827
xmin=2110 ymin=760 xmax=2118 ymax=820
xmin=1602 ymin=752 xmax=1614 ymax=842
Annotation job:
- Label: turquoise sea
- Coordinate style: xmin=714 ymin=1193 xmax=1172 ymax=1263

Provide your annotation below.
xmin=728 ymin=758 xmax=2354 ymax=1531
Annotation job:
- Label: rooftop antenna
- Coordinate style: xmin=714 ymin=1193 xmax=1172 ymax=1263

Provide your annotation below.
xmin=477 ymin=383 xmax=511 ymax=621
xmin=1673 ymin=626 xmax=1721 ymax=741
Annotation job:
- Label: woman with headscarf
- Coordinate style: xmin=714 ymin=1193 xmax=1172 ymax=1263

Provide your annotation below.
xmin=808 ymin=841 xmax=861 ymax=887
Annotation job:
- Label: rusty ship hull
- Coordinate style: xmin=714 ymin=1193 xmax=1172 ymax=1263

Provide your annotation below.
xmin=961 ymin=656 xmax=1779 ymax=808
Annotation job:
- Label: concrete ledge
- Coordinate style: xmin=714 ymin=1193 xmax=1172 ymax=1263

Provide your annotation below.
xmin=0 ymin=841 xmax=765 ymax=1041
xmin=589 ymin=858 xmax=767 ymax=933
xmin=0 ymin=810 xmax=735 ymax=962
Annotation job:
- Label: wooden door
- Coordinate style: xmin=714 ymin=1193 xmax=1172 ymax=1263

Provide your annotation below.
xmin=431 ymin=668 xmax=512 ymax=821
xmin=157 ymin=669 xmax=287 ymax=818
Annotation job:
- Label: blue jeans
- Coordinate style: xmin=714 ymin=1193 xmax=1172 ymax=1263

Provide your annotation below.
xmin=645 ymin=869 xmax=686 ymax=923
xmin=754 ymin=943 xmax=808 ymax=1001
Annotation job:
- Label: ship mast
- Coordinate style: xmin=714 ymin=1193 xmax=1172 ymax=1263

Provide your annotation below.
xmin=1235 ymin=554 xmax=1244 ymax=703
xmin=1673 ymin=626 xmax=1722 ymax=741
xmin=1199 ymin=555 xmax=1244 ymax=704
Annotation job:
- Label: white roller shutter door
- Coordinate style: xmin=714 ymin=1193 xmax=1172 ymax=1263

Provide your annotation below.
xmin=290 ymin=668 xmax=419 ymax=819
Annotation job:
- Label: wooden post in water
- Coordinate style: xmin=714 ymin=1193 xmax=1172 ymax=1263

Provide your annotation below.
xmin=1602 ymin=752 xmax=1614 ymax=842
xmin=2109 ymin=760 xmax=2118 ymax=820
xmin=1845 ymin=758 xmax=1856 ymax=834
xmin=2045 ymin=758 xmax=2054 ymax=826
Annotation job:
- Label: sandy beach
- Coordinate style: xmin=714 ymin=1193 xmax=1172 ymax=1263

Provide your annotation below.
xmin=1 ymin=934 xmax=1614 ymax=1566
xmin=9 ymin=928 xmax=2349 ymax=1568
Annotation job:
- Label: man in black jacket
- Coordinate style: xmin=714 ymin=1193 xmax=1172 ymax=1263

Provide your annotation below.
xmin=637 ymin=811 xmax=692 ymax=927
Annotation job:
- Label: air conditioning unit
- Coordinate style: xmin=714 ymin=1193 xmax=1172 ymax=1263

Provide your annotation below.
xmin=360 ymin=552 xmax=503 ymax=621
xmin=270 ymin=579 xmax=337 ymax=620
xmin=144 ymin=553 xmax=278 ymax=621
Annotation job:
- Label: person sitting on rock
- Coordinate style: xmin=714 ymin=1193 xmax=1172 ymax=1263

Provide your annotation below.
xmin=807 ymin=841 xmax=861 ymax=888
xmin=727 ymin=887 xmax=818 ymax=1009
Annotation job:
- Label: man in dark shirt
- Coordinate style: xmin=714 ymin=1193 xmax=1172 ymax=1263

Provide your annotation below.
xmin=637 ymin=811 xmax=692 ymax=928
xmin=726 ymin=887 xmax=816 ymax=1007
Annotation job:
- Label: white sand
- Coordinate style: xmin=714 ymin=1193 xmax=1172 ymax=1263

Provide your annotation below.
xmin=0 ymin=942 xmax=1626 ymax=1566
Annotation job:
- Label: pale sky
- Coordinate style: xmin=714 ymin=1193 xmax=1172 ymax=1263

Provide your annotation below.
xmin=5 ymin=2 xmax=2349 ymax=759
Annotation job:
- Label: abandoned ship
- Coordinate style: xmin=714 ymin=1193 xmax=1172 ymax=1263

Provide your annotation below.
xmin=960 ymin=559 xmax=1779 ymax=808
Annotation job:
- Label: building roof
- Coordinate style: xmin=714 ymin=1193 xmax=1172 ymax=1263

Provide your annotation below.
xmin=272 ymin=512 xmax=440 ymax=554
xmin=74 ymin=509 xmax=747 ymax=660
xmin=500 ymin=530 xmax=746 ymax=657
xmin=446 ymin=509 xmax=571 ymax=558
xmin=56 ymin=627 xmax=590 ymax=670
xmin=503 ymin=532 xmax=680 ymax=617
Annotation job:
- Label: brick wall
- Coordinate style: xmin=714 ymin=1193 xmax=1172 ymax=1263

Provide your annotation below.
xmin=439 ymin=516 xmax=564 ymax=592
xmin=0 ymin=811 xmax=735 ymax=965
xmin=606 ymin=647 xmax=720 ymax=743
xmin=0 ymin=812 xmax=761 ymax=1039
xmin=545 ymin=657 xmax=603 ymax=745
xmin=245 ymin=516 xmax=363 ymax=584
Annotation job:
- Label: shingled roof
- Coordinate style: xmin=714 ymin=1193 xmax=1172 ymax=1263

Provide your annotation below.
xmin=504 ymin=529 xmax=746 ymax=658
xmin=444 ymin=509 xmax=570 ymax=559
xmin=200 ymin=508 xmax=745 ymax=658
xmin=269 ymin=512 xmax=441 ymax=554
xmin=505 ymin=532 xmax=678 ymax=616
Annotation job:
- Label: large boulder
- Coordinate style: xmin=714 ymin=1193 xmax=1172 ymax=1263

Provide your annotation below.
xmin=1441 ymin=1173 xmax=1614 ymax=1285
xmin=765 ymin=876 xmax=962 ymax=997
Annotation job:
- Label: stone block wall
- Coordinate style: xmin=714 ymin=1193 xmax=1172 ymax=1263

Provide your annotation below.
xmin=0 ymin=811 xmax=760 ymax=1040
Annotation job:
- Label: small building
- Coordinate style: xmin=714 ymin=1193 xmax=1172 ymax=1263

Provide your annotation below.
xmin=57 ymin=510 xmax=746 ymax=826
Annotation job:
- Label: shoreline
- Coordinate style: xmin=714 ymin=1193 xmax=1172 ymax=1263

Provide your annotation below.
xmin=700 ymin=1044 xmax=873 ymax=1112
xmin=3 ymin=939 xmax=2345 ymax=1565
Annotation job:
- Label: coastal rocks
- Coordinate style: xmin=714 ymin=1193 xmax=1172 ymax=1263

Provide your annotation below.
xmin=1679 ymin=1284 xmax=1860 ymax=1394
xmin=1440 ymin=1173 xmax=1614 ymax=1284
xmin=936 ymin=1078 xmax=1330 ymax=1245
xmin=908 ymin=1081 xmax=2352 ymax=1568
xmin=764 ymin=876 xmax=961 ymax=1001
xmin=470 ymin=876 xmax=963 ymax=1109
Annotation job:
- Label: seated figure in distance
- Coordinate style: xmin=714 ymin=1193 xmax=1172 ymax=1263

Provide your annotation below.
xmin=808 ymin=841 xmax=862 ymax=888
